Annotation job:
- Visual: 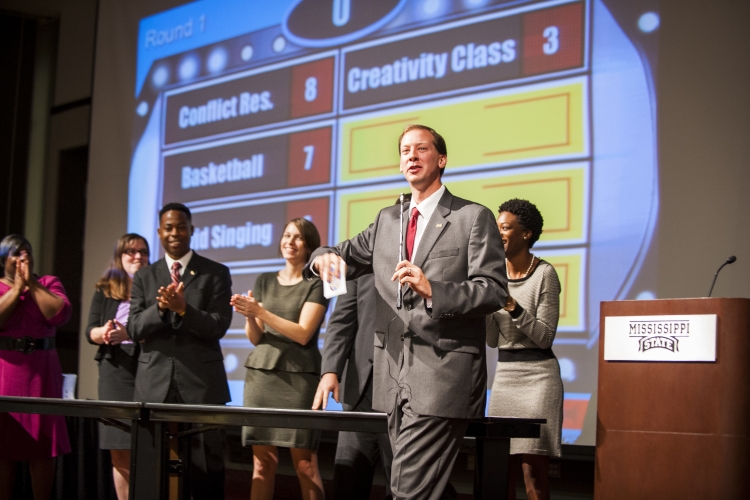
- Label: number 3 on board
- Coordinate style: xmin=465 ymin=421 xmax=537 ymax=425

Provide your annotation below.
xmin=543 ymin=26 xmax=559 ymax=55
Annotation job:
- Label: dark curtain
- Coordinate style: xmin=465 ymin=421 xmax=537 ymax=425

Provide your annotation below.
xmin=54 ymin=417 xmax=117 ymax=500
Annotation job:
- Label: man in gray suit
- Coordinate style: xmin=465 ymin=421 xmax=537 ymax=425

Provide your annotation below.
xmin=129 ymin=202 xmax=232 ymax=499
xmin=314 ymin=274 xmax=394 ymax=499
xmin=308 ymin=125 xmax=507 ymax=499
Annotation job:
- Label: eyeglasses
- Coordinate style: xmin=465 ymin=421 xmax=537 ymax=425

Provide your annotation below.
xmin=124 ymin=248 xmax=149 ymax=258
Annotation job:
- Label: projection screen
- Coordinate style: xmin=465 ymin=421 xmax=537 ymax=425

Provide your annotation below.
xmin=102 ymin=0 xmax=660 ymax=446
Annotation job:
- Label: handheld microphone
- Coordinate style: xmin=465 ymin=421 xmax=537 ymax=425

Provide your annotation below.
xmin=707 ymin=255 xmax=737 ymax=297
xmin=397 ymin=193 xmax=404 ymax=309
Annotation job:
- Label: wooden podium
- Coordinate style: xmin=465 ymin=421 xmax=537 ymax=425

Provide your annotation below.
xmin=596 ymin=298 xmax=750 ymax=498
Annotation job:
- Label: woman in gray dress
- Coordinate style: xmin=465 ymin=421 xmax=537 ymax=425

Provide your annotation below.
xmin=231 ymin=218 xmax=329 ymax=500
xmin=487 ymin=199 xmax=563 ymax=500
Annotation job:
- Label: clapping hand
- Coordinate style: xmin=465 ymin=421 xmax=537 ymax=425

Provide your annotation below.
xmin=231 ymin=291 xmax=263 ymax=318
xmin=106 ymin=319 xmax=129 ymax=345
xmin=156 ymin=282 xmax=186 ymax=314
xmin=12 ymin=252 xmax=30 ymax=291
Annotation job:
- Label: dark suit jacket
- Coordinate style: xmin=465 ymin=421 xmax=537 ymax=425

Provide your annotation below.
xmin=85 ymin=289 xmax=138 ymax=360
xmin=321 ymin=274 xmax=376 ymax=411
xmin=308 ymin=189 xmax=507 ymax=419
xmin=128 ymin=252 xmax=232 ymax=405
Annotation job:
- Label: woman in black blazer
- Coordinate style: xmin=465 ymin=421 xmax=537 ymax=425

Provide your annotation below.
xmin=85 ymin=233 xmax=149 ymax=500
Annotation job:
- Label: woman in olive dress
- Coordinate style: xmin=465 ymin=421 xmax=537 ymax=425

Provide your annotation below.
xmin=232 ymin=218 xmax=329 ymax=500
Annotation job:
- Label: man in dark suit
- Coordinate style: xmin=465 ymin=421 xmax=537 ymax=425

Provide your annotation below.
xmin=308 ymin=125 xmax=507 ymax=499
xmin=314 ymin=274 xmax=394 ymax=500
xmin=129 ymin=202 xmax=232 ymax=499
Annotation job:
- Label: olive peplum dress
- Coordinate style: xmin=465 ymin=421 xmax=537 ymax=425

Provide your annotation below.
xmin=242 ymin=273 xmax=328 ymax=449
xmin=0 ymin=276 xmax=72 ymax=460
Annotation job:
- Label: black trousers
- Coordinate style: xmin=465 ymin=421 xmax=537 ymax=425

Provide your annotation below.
xmin=165 ymin=385 xmax=225 ymax=500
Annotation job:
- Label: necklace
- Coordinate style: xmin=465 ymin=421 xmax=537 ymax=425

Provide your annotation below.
xmin=506 ymin=254 xmax=535 ymax=279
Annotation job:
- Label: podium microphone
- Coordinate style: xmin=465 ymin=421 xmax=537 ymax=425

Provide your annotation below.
xmin=707 ymin=255 xmax=737 ymax=297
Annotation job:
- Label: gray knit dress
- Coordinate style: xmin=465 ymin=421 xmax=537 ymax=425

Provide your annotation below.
xmin=487 ymin=260 xmax=563 ymax=456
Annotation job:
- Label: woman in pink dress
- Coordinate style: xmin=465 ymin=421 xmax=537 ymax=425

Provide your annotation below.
xmin=0 ymin=234 xmax=72 ymax=499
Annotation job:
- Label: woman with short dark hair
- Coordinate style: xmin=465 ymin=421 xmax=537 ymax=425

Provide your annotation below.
xmin=232 ymin=218 xmax=329 ymax=500
xmin=0 ymin=234 xmax=72 ymax=500
xmin=487 ymin=199 xmax=564 ymax=500
xmin=86 ymin=233 xmax=149 ymax=500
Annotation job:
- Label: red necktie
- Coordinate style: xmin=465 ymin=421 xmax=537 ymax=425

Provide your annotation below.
xmin=171 ymin=261 xmax=182 ymax=286
xmin=406 ymin=207 xmax=419 ymax=261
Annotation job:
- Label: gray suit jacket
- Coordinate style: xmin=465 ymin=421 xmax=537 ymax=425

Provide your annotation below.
xmin=321 ymin=274 xmax=376 ymax=410
xmin=308 ymin=189 xmax=507 ymax=419
xmin=128 ymin=252 xmax=232 ymax=405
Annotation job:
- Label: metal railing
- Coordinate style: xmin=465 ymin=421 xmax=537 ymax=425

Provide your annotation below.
xmin=0 ymin=396 xmax=544 ymax=499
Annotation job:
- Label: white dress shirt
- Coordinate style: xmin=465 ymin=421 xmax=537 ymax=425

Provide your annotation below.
xmin=165 ymin=250 xmax=193 ymax=277
xmin=408 ymin=184 xmax=445 ymax=262
xmin=408 ymin=184 xmax=445 ymax=308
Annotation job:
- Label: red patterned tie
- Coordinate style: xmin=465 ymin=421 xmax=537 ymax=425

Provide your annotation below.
xmin=406 ymin=207 xmax=419 ymax=261
xmin=171 ymin=261 xmax=182 ymax=286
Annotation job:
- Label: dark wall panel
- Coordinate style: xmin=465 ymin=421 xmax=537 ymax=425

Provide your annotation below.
xmin=0 ymin=13 xmax=37 ymax=236
xmin=54 ymin=145 xmax=89 ymax=375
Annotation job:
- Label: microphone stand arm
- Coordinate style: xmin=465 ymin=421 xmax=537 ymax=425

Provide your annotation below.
xmin=397 ymin=194 xmax=404 ymax=309
xmin=707 ymin=260 xmax=733 ymax=297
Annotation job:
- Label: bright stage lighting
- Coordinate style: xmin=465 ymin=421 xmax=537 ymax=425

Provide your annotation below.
xmin=136 ymin=101 xmax=149 ymax=117
xmin=272 ymin=35 xmax=287 ymax=53
xmin=224 ymin=353 xmax=239 ymax=373
xmin=240 ymin=45 xmax=254 ymax=61
xmin=179 ymin=55 xmax=199 ymax=81
xmin=207 ymin=47 xmax=228 ymax=73
xmin=462 ymin=0 xmax=490 ymax=8
xmin=151 ymin=65 xmax=169 ymax=88
xmin=558 ymin=358 xmax=577 ymax=382
xmin=638 ymin=12 xmax=660 ymax=33
xmin=418 ymin=0 xmax=450 ymax=18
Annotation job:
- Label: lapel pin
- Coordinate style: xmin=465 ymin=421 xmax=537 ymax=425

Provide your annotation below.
xmin=190 ymin=270 xmax=195 ymax=275
xmin=436 ymin=223 xmax=443 ymax=228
